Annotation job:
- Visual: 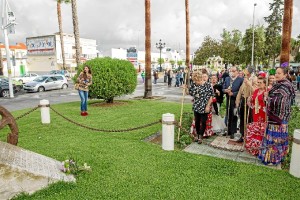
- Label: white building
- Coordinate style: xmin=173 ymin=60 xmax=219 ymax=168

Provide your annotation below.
xmin=26 ymin=33 xmax=99 ymax=73
xmin=0 ymin=43 xmax=28 ymax=77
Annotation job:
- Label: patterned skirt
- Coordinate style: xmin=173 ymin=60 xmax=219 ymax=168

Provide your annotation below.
xmin=203 ymin=112 xmax=214 ymax=137
xmin=258 ymin=123 xmax=289 ymax=165
xmin=245 ymin=122 xmax=266 ymax=156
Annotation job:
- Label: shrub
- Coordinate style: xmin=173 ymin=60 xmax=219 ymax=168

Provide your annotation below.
xmin=75 ymin=57 xmax=137 ymax=103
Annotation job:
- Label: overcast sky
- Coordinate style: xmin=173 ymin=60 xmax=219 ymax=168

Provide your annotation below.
xmin=4 ymin=0 xmax=300 ymax=56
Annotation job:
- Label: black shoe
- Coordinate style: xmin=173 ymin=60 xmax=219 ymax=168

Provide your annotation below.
xmin=230 ymin=134 xmax=234 ymax=139
xmin=236 ymin=138 xmax=244 ymax=143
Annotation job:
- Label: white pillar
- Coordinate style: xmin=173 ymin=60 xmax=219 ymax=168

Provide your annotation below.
xmin=290 ymin=129 xmax=300 ymax=178
xmin=162 ymin=113 xmax=175 ymax=151
xmin=40 ymin=99 xmax=50 ymax=124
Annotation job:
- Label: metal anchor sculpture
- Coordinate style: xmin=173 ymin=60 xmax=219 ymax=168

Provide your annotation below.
xmin=0 ymin=106 xmax=18 ymax=145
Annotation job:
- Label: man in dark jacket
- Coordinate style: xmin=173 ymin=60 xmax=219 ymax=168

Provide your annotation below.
xmin=222 ymin=66 xmax=243 ymax=138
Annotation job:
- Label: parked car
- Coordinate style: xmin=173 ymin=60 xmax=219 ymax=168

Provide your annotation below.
xmin=0 ymin=76 xmax=23 ymax=92
xmin=13 ymin=73 xmax=40 ymax=84
xmin=23 ymin=74 xmax=68 ymax=92
xmin=0 ymin=79 xmax=16 ymax=97
xmin=50 ymin=70 xmax=70 ymax=78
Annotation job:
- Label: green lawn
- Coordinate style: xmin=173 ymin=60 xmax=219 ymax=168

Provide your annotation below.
xmin=1 ymin=100 xmax=300 ymax=200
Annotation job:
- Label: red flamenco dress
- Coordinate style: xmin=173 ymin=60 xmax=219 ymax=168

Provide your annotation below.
xmin=245 ymin=89 xmax=266 ymax=155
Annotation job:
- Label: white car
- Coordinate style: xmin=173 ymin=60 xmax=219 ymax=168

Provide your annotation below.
xmin=13 ymin=73 xmax=39 ymax=84
xmin=23 ymin=75 xmax=68 ymax=92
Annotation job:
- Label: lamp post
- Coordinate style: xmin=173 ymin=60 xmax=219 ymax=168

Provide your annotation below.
xmin=2 ymin=0 xmax=16 ymax=98
xmin=156 ymin=39 xmax=165 ymax=72
xmin=251 ymin=3 xmax=257 ymax=70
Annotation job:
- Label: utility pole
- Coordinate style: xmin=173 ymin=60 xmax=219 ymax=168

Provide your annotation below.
xmin=144 ymin=0 xmax=152 ymax=98
xmin=1 ymin=0 xmax=16 ymax=98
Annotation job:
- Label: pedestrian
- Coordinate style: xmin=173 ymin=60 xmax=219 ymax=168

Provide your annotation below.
xmin=76 ymin=65 xmax=93 ymax=116
xmin=153 ymin=70 xmax=158 ymax=84
xmin=175 ymin=71 xmax=180 ymax=87
xmin=210 ymin=74 xmax=226 ymax=134
xmin=222 ymin=66 xmax=243 ymax=138
xmin=258 ymin=63 xmax=295 ymax=166
xmin=167 ymin=69 xmax=173 ymax=87
xmin=141 ymin=70 xmax=145 ymax=83
xmin=180 ymin=69 xmax=184 ymax=85
xmin=189 ymin=71 xmax=214 ymax=144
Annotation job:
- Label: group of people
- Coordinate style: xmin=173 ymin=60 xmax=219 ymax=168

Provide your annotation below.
xmin=188 ymin=63 xmax=295 ymax=166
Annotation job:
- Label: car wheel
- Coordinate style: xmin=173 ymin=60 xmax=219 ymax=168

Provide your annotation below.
xmin=62 ymin=83 xmax=68 ymax=89
xmin=1 ymin=89 xmax=9 ymax=97
xmin=38 ymin=86 xmax=45 ymax=92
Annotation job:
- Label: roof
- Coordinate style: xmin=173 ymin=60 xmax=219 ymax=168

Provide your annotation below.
xmin=0 ymin=43 xmax=27 ymax=50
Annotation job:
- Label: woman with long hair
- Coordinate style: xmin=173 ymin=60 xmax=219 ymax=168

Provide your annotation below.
xmin=258 ymin=64 xmax=295 ymax=166
xmin=76 ymin=65 xmax=93 ymax=116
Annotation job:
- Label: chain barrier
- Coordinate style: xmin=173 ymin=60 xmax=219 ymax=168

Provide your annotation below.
xmin=49 ymin=106 xmax=161 ymax=132
xmin=15 ymin=106 xmax=39 ymax=121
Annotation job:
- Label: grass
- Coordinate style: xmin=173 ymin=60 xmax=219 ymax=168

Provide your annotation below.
xmin=1 ymin=100 xmax=300 ymax=200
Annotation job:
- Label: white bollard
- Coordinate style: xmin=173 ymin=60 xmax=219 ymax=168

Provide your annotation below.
xmin=40 ymin=99 xmax=50 ymax=124
xmin=162 ymin=113 xmax=175 ymax=151
xmin=290 ymin=129 xmax=300 ymax=178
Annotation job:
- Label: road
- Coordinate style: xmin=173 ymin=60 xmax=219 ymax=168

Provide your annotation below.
xmin=0 ymin=78 xmax=193 ymax=112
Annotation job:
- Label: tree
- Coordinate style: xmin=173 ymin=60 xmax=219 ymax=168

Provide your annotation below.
xmin=56 ymin=0 xmax=70 ymax=70
xmin=144 ymin=0 xmax=152 ymax=98
xmin=264 ymin=0 xmax=283 ymax=67
xmin=194 ymin=36 xmax=221 ymax=65
xmin=241 ymin=25 xmax=266 ymax=67
xmin=169 ymin=59 xmax=175 ymax=68
xmin=177 ymin=60 xmax=183 ymax=67
xmin=280 ymin=0 xmax=293 ymax=65
xmin=220 ymin=29 xmax=242 ymax=65
xmin=71 ymin=0 xmax=81 ymax=68
xmin=76 ymin=57 xmax=137 ymax=103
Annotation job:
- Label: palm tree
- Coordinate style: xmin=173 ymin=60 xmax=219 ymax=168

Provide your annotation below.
xmin=56 ymin=0 xmax=70 ymax=70
xmin=185 ymin=0 xmax=190 ymax=87
xmin=71 ymin=0 xmax=81 ymax=67
xmin=280 ymin=0 xmax=293 ymax=65
xmin=144 ymin=0 xmax=152 ymax=98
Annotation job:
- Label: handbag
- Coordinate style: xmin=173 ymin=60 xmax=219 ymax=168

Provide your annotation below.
xmin=74 ymin=83 xmax=80 ymax=90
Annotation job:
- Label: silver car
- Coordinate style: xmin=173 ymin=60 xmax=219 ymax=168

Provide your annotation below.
xmin=24 ymin=75 xmax=68 ymax=92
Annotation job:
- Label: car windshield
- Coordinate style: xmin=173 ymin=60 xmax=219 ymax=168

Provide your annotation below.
xmin=33 ymin=76 xmax=48 ymax=82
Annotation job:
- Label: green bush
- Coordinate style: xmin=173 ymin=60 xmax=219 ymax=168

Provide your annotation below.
xmin=75 ymin=57 xmax=137 ymax=103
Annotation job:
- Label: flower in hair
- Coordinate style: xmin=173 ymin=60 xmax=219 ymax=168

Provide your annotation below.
xmin=281 ymin=62 xmax=289 ymax=67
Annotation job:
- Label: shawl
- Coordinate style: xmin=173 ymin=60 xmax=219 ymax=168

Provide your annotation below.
xmin=267 ymin=79 xmax=295 ymax=124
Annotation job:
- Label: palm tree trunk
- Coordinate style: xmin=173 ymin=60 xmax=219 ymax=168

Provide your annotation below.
xmin=185 ymin=0 xmax=190 ymax=88
xmin=280 ymin=0 xmax=293 ymax=65
xmin=144 ymin=0 xmax=152 ymax=98
xmin=0 ymin=47 xmax=3 ymax=75
xmin=57 ymin=1 xmax=66 ymax=70
xmin=71 ymin=0 xmax=81 ymax=67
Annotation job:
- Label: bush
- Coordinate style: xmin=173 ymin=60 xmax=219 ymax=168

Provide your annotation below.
xmin=75 ymin=57 xmax=137 ymax=103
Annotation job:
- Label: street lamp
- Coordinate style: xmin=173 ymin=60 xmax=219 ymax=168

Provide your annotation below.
xmin=1 ymin=0 xmax=16 ymax=98
xmin=156 ymin=39 xmax=165 ymax=72
xmin=251 ymin=3 xmax=257 ymax=70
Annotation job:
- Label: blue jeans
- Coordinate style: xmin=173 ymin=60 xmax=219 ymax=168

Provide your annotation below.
xmin=78 ymin=90 xmax=88 ymax=112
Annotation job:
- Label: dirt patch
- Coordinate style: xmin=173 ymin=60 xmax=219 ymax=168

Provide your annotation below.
xmin=132 ymin=96 xmax=166 ymax=100
xmin=144 ymin=132 xmax=162 ymax=145
xmin=91 ymin=101 xmax=128 ymax=107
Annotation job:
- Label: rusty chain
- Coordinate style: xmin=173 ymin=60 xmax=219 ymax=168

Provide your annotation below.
xmin=15 ymin=106 xmax=39 ymax=121
xmin=49 ymin=106 xmax=161 ymax=132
